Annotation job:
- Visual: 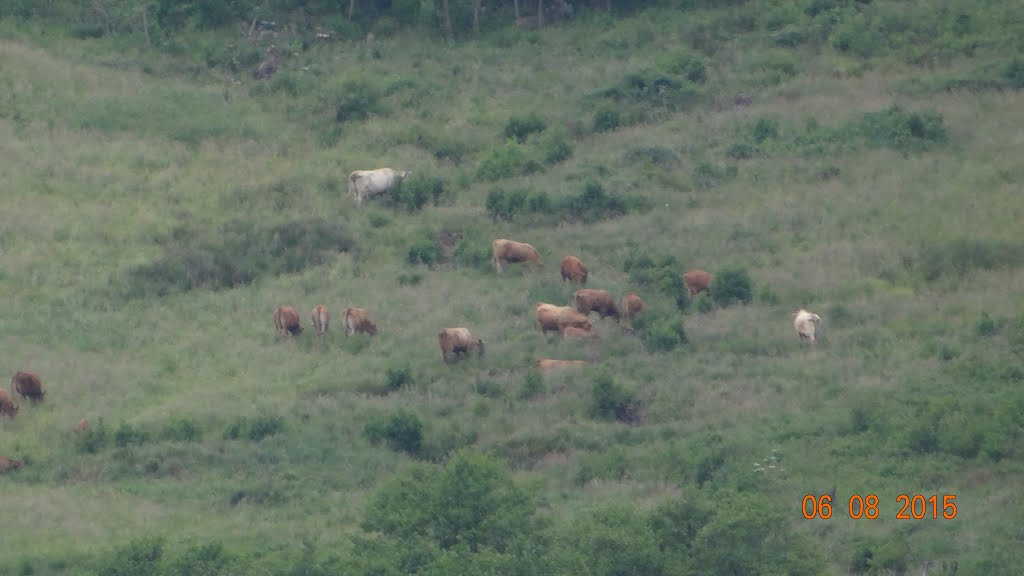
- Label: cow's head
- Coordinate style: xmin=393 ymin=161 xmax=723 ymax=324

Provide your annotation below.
xmin=399 ymin=170 xmax=412 ymax=178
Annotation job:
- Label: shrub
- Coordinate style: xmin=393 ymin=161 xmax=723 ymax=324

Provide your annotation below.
xmin=534 ymin=127 xmax=573 ymax=165
xmin=406 ymin=233 xmax=441 ymax=267
xmin=386 ymin=365 xmax=413 ymax=391
xmin=99 ymin=536 xmax=165 ymax=576
xmin=476 ymin=141 xmax=542 ymax=182
xmin=752 ymin=117 xmax=780 ymax=143
xmin=593 ymin=107 xmax=622 ymax=132
xmin=334 ymin=79 xmax=385 ymax=123
xmin=624 ymin=145 xmax=680 ymax=167
xmin=692 ymin=162 xmax=738 ymax=190
xmin=634 ymin=313 xmax=687 ymax=352
xmin=364 ymin=410 xmax=423 ymax=455
xmin=589 ymin=372 xmax=642 ymax=424
xmin=114 ymin=422 xmax=150 ymax=448
xmin=223 ymin=415 xmax=284 ymax=441
xmin=397 ymin=272 xmax=423 ymax=286
xmin=711 ymin=265 xmax=753 ymax=307
xmin=852 ymin=105 xmax=947 ymax=153
xmin=77 ymin=417 xmax=109 ymax=454
xmin=485 ymin=188 xmax=528 ymax=222
xmin=124 ymin=218 xmax=356 ymax=299
xmin=388 ymin=174 xmax=446 ymax=211
xmin=519 ymin=370 xmax=545 ymax=400
xmin=623 ymin=252 xmax=689 ymax=310
xmin=161 ymin=417 xmax=203 ymax=442
xmin=503 ymin=113 xmax=547 ymax=143
xmin=562 ymin=180 xmax=638 ymax=223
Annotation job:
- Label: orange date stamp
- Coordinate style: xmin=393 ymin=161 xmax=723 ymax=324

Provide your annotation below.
xmin=802 ymin=493 xmax=957 ymax=520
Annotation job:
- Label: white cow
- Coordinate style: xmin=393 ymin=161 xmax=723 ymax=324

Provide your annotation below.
xmin=793 ymin=309 xmax=823 ymax=345
xmin=347 ymin=168 xmax=410 ymax=207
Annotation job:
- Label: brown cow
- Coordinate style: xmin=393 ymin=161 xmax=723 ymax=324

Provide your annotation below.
xmin=536 ymin=359 xmax=586 ymax=371
xmin=11 ymin=371 xmax=44 ymax=403
xmin=438 ymin=327 xmax=485 ymax=364
xmin=74 ymin=419 xmax=90 ymax=434
xmin=310 ymin=305 xmax=330 ymax=337
xmin=273 ymin=305 xmax=303 ymax=337
xmin=343 ymin=307 xmax=378 ymax=337
xmin=492 ymin=239 xmax=542 ymax=273
xmin=572 ymin=289 xmax=620 ymax=322
xmin=536 ymin=303 xmax=593 ymax=336
xmin=683 ymin=269 xmax=713 ymax=297
xmin=0 ymin=389 xmax=17 ymax=419
xmin=0 ymin=456 xmax=23 ymax=473
xmin=560 ymin=255 xmax=588 ymax=284
xmin=620 ymin=293 xmax=646 ymax=326
xmin=561 ymin=326 xmax=598 ymax=340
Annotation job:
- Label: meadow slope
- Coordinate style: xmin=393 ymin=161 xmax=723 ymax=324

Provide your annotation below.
xmin=1 ymin=1 xmax=1023 ymax=574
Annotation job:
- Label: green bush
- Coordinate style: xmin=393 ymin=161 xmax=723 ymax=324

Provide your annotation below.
xmin=589 ymin=372 xmax=641 ymax=424
xmin=161 ymin=417 xmax=203 ymax=443
xmin=476 ymin=141 xmax=542 ymax=182
xmin=635 ymin=313 xmax=687 ymax=352
xmin=386 ymin=365 xmax=413 ymax=391
xmin=407 ymin=233 xmax=441 ymax=267
xmin=624 ymin=145 xmax=681 ymax=167
xmin=334 ymin=79 xmax=385 ymax=123
xmin=503 ymin=113 xmax=547 ymax=143
xmin=388 ymin=174 xmax=446 ymax=211
xmin=853 ymin=105 xmax=947 ymax=153
xmin=692 ymin=162 xmax=738 ymax=190
xmin=76 ymin=417 xmax=109 ymax=454
xmin=364 ymin=409 xmax=424 ymax=455
xmin=114 ymin=422 xmax=150 ymax=448
xmin=519 ymin=370 xmax=545 ymax=400
xmin=124 ymin=218 xmax=356 ymax=299
xmin=711 ymin=265 xmax=753 ymax=307
xmin=223 ymin=415 xmax=284 ymax=442
xmin=99 ymin=536 xmax=165 ymax=576
xmin=592 ymin=107 xmax=622 ymax=132
xmin=623 ymin=252 xmax=689 ymax=310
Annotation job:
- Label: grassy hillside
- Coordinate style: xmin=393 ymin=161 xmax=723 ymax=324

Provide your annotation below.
xmin=1 ymin=1 xmax=1024 ymax=574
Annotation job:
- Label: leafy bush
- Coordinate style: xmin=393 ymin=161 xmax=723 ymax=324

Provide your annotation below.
xmin=364 ymin=409 xmax=424 ymax=455
xmin=476 ymin=141 xmax=542 ymax=182
xmin=407 ymin=233 xmax=441 ymax=267
xmin=711 ymin=265 xmax=753 ymax=307
xmin=386 ymin=365 xmax=413 ymax=391
xmin=624 ymin=145 xmax=681 ymax=167
xmin=115 ymin=422 xmax=150 ymax=448
xmin=77 ymin=417 xmax=109 ymax=454
xmin=387 ymin=174 xmax=446 ymax=211
xmin=161 ymin=417 xmax=203 ymax=443
xmin=692 ymin=162 xmax=738 ymax=190
xmin=589 ymin=372 xmax=642 ymax=424
xmin=853 ymin=105 xmax=947 ymax=153
xmin=635 ymin=313 xmax=687 ymax=352
xmin=534 ymin=127 xmax=573 ymax=165
xmin=503 ymin=113 xmax=547 ymax=143
xmin=908 ymin=238 xmax=1024 ymax=283
xmin=563 ymin=180 xmax=634 ymax=223
xmin=592 ymin=107 xmax=622 ymax=132
xmin=223 ymin=415 xmax=284 ymax=442
xmin=124 ymin=218 xmax=356 ymax=299
xmin=486 ymin=187 xmax=529 ymax=222
xmin=623 ymin=252 xmax=689 ymax=310
xmin=99 ymin=536 xmax=165 ymax=576
xmin=519 ymin=370 xmax=545 ymax=400
xmin=334 ymin=79 xmax=385 ymax=123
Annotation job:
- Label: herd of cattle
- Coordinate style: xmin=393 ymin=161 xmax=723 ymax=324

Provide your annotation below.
xmin=0 ymin=168 xmax=825 ymax=474
xmin=268 ymin=233 xmax=826 ymax=370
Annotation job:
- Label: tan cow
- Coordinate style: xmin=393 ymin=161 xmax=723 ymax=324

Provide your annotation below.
xmin=536 ymin=359 xmax=586 ymax=371
xmin=793 ymin=309 xmax=823 ymax=345
xmin=11 ymin=371 xmax=44 ymax=403
xmin=560 ymin=255 xmax=588 ymax=284
xmin=620 ymin=293 xmax=646 ymax=326
xmin=562 ymin=326 xmax=598 ymax=340
xmin=0 ymin=456 xmax=23 ymax=473
xmin=683 ymin=269 xmax=713 ymax=297
xmin=536 ymin=303 xmax=593 ymax=336
xmin=438 ymin=327 xmax=485 ymax=364
xmin=273 ymin=305 xmax=303 ymax=337
xmin=310 ymin=305 xmax=330 ymax=337
xmin=74 ymin=419 xmax=90 ymax=435
xmin=0 ymin=389 xmax=17 ymax=419
xmin=492 ymin=239 xmax=542 ymax=273
xmin=572 ymin=289 xmax=620 ymax=322
xmin=343 ymin=307 xmax=378 ymax=337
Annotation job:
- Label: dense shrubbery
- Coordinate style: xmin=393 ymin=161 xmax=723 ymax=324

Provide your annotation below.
xmin=585 ymin=70 xmax=704 ymax=131
xmin=622 ymin=251 xmax=689 ymax=310
xmin=124 ymin=218 xmax=355 ymax=299
xmin=386 ymin=174 xmax=447 ymax=211
xmin=711 ymin=265 xmax=753 ymax=307
xmin=485 ymin=180 xmax=648 ymax=224
xmin=364 ymin=409 xmax=424 ymax=455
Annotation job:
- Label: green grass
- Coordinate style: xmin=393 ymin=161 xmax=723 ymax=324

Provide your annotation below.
xmin=1 ymin=0 xmax=1024 ymax=574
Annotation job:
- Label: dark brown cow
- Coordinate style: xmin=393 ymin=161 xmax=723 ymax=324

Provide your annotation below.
xmin=535 ymin=358 xmax=586 ymax=372
xmin=11 ymin=371 xmax=44 ymax=403
xmin=273 ymin=305 xmax=303 ymax=337
xmin=560 ymin=255 xmax=588 ymax=284
xmin=438 ymin=327 xmax=485 ymax=364
xmin=492 ymin=239 xmax=542 ymax=273
xmin=620 ymin=293 xmax=647 ymax=326
xmin=572 ymin=289 xmax=620 ymax=322
xmin=310 ymin=305 xmax=330 ymax=337
xmin=561 ymin=326 xmax=598 ymax=340
xmin=343 ymin=307 xmax=378 ymax=337
xmin=0 ymin=389 xmax=17 ymax=419
xmin=535 ymin=303 xmax=593 ymax=336
xmin=0 ymin=456 xmax=24 ymax=473
xmin=683 ymin=269 xmax=713 ymax=297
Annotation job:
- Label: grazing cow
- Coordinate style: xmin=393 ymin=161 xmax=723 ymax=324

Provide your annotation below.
xmin=348 ymin=168 xmax=410 ymax=207
xmin=311 ymin=305 xmax=330 ymax=337
xmin=562 ymin=326 xmax=598 ymax=340
xmin=572 ymin=289 xmax=620 ymax=322
xmin=793 ymin=309 xmax=823 ymax=345
xmin=536 ymin=359 xmax=586 ymax=371
xmin=535 ymin=303 xmax=593 ymax=336
xmin=438 ymin=327 xmax=485 ymax=364
xmin=620 ymin=293 xmax=646 ymax=326
xmin=0 ymin=456 xmax=23 ymax=473
xmin=492 ymin=239 xmax=542 ymax=273
xmin=0 ymin=389 xmax=17 ymax=419
xmin=343 ymin=307 xmax=378 ymax=337
xmin=11 ymin=371 xmax=44 ymax=403
xmin=560 ymin=255 xmax=588 ymax=284
xmin=273 ymin=306 xmax=303 ymax=338
xmin=74 ymin=419 xmax=90 ymax=434
xmin=683 ymin=269 xmax=713 ymax=297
